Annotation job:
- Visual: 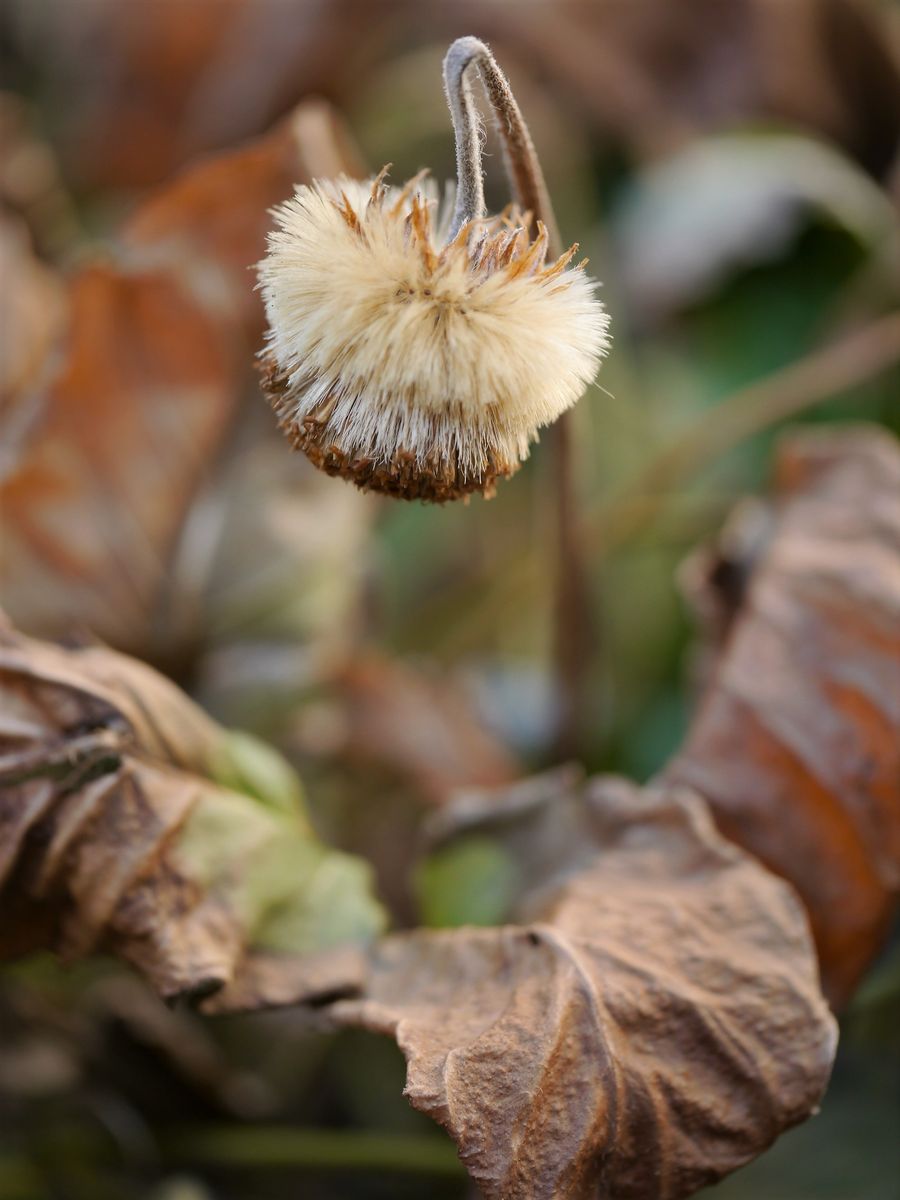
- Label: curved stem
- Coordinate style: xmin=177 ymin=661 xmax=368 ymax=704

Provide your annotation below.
xmin=442 ymin=36 xmax=560 ymax=252
xmin=443 ymin=37 xmax=593 ymax=758
xmin=443 ymin=40 xmax=486 ymax=236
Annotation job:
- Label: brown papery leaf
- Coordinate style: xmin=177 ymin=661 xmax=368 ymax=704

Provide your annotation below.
xmin=312 ymin=775 xmax=836 ymax=1200
xmin=0 ymin=619 xmax=384 ymax=1000
xmin=665 ymin=426 xmax=900 ymax=1007
xmin=0 ymin=99 xmax=364 ymax=666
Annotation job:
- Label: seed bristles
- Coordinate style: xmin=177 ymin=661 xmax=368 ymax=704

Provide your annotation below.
xmin=258 ymin=172 xmax=608 ymax=502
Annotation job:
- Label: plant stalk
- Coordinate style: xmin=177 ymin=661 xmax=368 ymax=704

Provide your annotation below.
xmin=443 ymin=37 xmax=594 ymax=757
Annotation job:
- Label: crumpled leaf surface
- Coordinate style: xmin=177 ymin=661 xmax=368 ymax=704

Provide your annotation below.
xmin=0 ymin=618 xmax=385 ymax=1000
xmin=665 ymin=425 xmax=900 ymax=1006
xmin=300 ymin=774 xmax=837 ymax=1200
xmin=0 ymin=99 xmax=369 ymax=667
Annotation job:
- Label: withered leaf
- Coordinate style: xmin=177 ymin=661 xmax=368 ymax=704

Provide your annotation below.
xmin=0 ymin=619 xmax=385 ymax=1000
xmin=120 ymin=98 xmax=365 ymax=340
xmin=666 ymin=425 xmax=900 ymax=1007
xmin=0 ymin=99 xmax=366 ymax=666
xmin=310 ymin=775 xmax=836 ymax=1200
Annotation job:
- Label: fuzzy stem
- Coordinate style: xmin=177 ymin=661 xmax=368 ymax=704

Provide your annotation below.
xmin=443 ymin=36 xmax=560 ymax=251
xmin=443 ymin=36 xmax=593 ymax=757
xmin=443 ymin=40 xmax=486 ymax=236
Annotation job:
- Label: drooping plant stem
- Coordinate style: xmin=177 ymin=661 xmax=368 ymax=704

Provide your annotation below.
xmin=443 ymin=36 xmax=560 ymax=249
xmin=443 ymin=36 xmax=594 ymax=756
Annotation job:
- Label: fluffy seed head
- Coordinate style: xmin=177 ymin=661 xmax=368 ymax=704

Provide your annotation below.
xmin=259 ymin=170 xmax=610 ymax=500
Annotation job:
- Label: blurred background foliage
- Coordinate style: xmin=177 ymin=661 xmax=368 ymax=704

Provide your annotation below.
xmin=1 ymin=0 xmax=898 ymax=1196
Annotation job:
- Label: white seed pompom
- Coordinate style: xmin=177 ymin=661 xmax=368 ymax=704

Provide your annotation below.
xmin=259 ymin=171 xmax=610 ymax=501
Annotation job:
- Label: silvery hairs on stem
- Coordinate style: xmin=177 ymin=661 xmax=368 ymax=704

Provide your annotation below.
xmin=258 ymin=36 xmax=610 ymax=502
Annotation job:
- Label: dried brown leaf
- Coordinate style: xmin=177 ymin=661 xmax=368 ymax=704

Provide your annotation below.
xmin=666 ymin=425 xmax=900 ymax=1007
xmin=317 ymin=776 xmax=836 ymax=1200
xmin=0 ymin=100 xmax=366 ymax=666
xmin=0 ymin=620 xmax=384 ymax=1000
xmin=120 ymin=99 xmax=365 ymax=340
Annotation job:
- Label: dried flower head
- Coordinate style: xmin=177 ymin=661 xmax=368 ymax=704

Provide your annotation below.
xmin=259 ymin=38 xmax=610 ymax=501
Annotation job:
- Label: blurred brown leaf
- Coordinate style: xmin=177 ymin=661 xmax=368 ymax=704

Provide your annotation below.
xmin=2 ymin=0 xmax=383 ymax=191
xmin=456 ymin=0 xmax=900 ymax=176
xmin=0 ymin=99 xmax=365 ymax=668
xmin=0 ymin=618 xmax=384 ymax=1000
xmin=0 ymin=212 xmax=67 ymax=404
xmin=6 ymin=0 xmax=897 ymax=193
xmin=120 ymin=99 xmax=365 ymax=339
xmin=0 ymin=92 xmax=81 ymax=256
xmin=304 ymin=654 xmax=520 ymax=804
xmin=666 ymin=425 xmax=900 ymax=1007
xmin=0 ymin=263 xmax=237 ymax=658
xmin=270 ymin=775 xmax=836 ymax=1200
xmin=285 ymin=654 xmax=520 ymax=927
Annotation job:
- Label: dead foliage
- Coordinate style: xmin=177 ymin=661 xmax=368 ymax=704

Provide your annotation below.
xmin=666 ymin=427 xmax=900 ymax=1007
xmin=209 ymin=771 xmax=837 ymax=1200
xmin=0 ymin=100 xmax=365 ymax=667
xmin=4 ymin=425 xmax=899 ymax=1195
xmin=0 ymin=619 xmax=384 ymax=1000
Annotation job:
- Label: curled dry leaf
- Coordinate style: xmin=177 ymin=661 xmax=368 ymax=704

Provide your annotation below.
xmin=665 ymin=425 xmax=900 ymax=1007
xmin=0 ymin=619 xmax=385 ymax=1000
xmin=0 ymin=99 xmax=368 ymax=667
xmin=295 ymin=774 xmax=835 ymax=1200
